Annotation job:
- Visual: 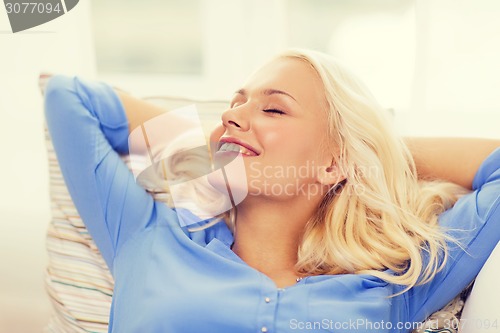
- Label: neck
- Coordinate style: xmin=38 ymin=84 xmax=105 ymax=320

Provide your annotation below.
xmin=230 ymin=195 xmax=322 ymax=285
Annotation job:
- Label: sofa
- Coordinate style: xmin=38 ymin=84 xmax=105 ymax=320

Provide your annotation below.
xmin=40 ymin=75 xmax=492 ymax=333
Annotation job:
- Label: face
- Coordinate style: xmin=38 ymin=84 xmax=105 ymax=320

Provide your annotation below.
xmin=209 ymin=57 xmax=340 ymax=203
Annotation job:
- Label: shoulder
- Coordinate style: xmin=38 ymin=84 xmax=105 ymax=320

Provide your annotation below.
xmin=472 ymin=147 xmax=500 ymax=221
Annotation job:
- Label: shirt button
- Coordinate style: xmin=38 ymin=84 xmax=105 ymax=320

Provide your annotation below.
xmin=261 ymin=327 xmax=268 ymax=333
xmin=264 ymin=297 xmax=271 ymax=303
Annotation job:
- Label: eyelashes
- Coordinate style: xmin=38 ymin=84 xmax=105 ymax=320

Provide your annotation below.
xmin=229 ymin=101 xmax=287 ymax=115
xmin=263 ymin=109 xmax=286 ymax=115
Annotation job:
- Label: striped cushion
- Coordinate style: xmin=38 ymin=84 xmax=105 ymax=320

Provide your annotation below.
xmin=44 ymin=128 xmax=114 ymax=332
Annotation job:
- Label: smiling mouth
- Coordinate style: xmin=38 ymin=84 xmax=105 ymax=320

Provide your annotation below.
xmin=217 ymin=142 xmax=259 ymax=157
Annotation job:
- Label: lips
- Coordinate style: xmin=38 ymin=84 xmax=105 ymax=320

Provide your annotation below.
xmin=216 ymin=138 xmax=259 ymax=156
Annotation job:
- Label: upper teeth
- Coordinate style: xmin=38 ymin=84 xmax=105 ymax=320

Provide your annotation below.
xmin=219 ymin=142 xmax=241 ymax=152
xmin=218 ymin=142 xmax=254 ymax=156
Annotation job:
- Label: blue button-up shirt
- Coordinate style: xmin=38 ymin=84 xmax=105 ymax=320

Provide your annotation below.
xmin=44 ymin=75 xmax=500 ymax=333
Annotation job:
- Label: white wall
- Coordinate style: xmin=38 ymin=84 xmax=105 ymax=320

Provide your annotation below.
xmin=0 ymin=2 xmax=94 ymax=332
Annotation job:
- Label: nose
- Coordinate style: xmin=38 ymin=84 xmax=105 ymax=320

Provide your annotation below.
xmin=221 ymin=104 xmax=251 ymax=132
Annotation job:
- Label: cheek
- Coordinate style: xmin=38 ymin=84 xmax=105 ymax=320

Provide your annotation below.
xmin=261 ymin=125 xmax=319 ymax=162
xmin=257 ymin=122 xmax=299 ymax=151
xmin=209 ymin=124 xmax=225 ymax=153
xmin=260 ymin=125 xmax=328 ymax=184
xmin=209 ymin=124 xmax=225 ymax=142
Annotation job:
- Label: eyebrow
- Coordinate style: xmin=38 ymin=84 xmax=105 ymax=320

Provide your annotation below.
xmin=235 ymin=88 xmax=298 ymax=102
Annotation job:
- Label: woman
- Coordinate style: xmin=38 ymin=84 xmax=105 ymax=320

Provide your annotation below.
xmin=44 ymin=49 xmax=499 ymax=333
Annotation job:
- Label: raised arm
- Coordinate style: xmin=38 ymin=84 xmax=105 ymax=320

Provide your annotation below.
xmin=394 ymin=141 xmax=500 ymax=324
xmin=44 ymin=75 xmax=161 ymax=272
xmin=114 ymin=90 xmax=199 ymax=136
xmin=405 ymin=137 xmax=500 ymax=189
xmin=114 ymin=90 xmax=166 ymax=134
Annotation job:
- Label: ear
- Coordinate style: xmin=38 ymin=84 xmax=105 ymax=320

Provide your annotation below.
xmin=316 ymin=161 xmax=346 ymax=186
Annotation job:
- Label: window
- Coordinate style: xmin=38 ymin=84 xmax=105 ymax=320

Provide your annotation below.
xmin=91 ymin=0 xmax=203 ymax=76
xmin=287 ymin=0 xmax=415 ymax=110
xmin=89 ymin=0 xmax=500 ymax=136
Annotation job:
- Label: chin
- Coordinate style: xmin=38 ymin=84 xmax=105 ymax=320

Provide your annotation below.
xmin=208 ymin=153 xmax=249 ymax=207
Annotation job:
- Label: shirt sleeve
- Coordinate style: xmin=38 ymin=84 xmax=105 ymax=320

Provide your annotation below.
xmin=405 ymin=147 xmax=500 ymax=323
xmin=44 ymin=75 xmax=158 ymax=274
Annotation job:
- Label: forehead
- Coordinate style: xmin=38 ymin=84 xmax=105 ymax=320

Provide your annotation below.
xmin=243 ymin=57 xmax=326 ymax=108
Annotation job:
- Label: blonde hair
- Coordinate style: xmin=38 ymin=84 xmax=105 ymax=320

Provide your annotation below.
xmin=278 ymin=49 xmax=467 ymax=293
xmin=142 ymin=49 xmax=468 ymax=293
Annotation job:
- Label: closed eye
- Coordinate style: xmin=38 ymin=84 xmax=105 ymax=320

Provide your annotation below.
xmin=263 ymin=109 xmax=285 ymax=115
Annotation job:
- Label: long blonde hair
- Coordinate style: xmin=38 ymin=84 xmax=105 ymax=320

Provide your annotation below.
xmin=142 ymin=49 xmax=467 ymax=293
xmin=280 ymin=49 xmax=467 ymax=293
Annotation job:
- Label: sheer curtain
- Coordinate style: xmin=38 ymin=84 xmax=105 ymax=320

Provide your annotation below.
xmin=406 ymin=0 xmax=500 ymax=137
xmin=92 ymin=0 xmax=500 ymax=137
xmin=0 ymin=1 xmax=95 ymax=331
xmin=282 ymin=0 xmax=500 ymax=137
